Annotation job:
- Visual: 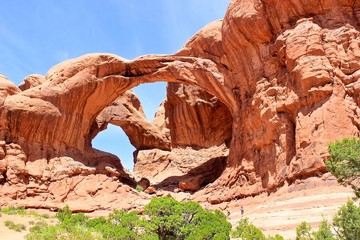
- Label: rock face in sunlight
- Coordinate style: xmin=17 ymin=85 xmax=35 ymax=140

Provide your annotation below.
xmin=0 ymin=0 xmax=360 ymax=211
xmin=92 ymin=90 xmax=171 ymax=151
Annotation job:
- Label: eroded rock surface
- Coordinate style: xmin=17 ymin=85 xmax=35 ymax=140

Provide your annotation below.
xmin=18 ymin=74 xmax=45 ymax=91
xmin=0 ymin=0 xmax=360 ymax=210
xmin=210 ymin=0 xmax=360 ymax=202
xmin=134 ymin=144 xmax=229 ymax=191
xmin=92 ymin=90 xmax=171 ymax=151
xmin=165 ymin=83 xmax=232 ymax=148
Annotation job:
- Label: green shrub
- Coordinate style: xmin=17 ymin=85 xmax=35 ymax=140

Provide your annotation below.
xmin=293 ymin=202 xmax=360 ymax=240
xmin=144 ymin=196 xmax=231 ymax=240
xmin=26 ymin=221 xmax=100 ymax=240
xmin=1 ymin=207 xmax=26 ymax=215
xmin=27 ymin=210 xmax=51 ymax=219
xmin=185 ymin=209 xmax=231 ymax=239
xmin=61 ymin=212 xmax=89 ymax=231
xmin=4 ymin=220 xmax=26 ymax=232
xmin=26 ymin=206 xmax=143 ymax=240
xmin=312 ymin=219 xmax=334 ymax=240
xmin=231 ymin=217 xmax=266 ymax=240
xmin=327 ymin=137 xmax=360 ymax=197
xmin=108 ymin=209 xmax=139 ymax=229
xmin=27 ymin=205 xmax=100 ymax=240
xmin=55 ymin=205 xmax=72 ymax=222
xmin=28 ymin=221 xmax=48 ymax=233
xmin=98 ymin=210 xmax=140 ymax=240
xmin=26 ymin=222 xmax=60 ymax=240
xmin=135 ymin=185 xmax=144 ymax=192
xmin=333 ymin=200 xmax=360 ymax=240
xmin=99 ymin=223 xmax=138 ymax=240
xmin=86 ymin=216 xmax=107 ymax=230
xmin=267 ymin=234 xmax=285 ymax=240
xmin=63 ymin=225 xmax=98 ymax=240
xmin=296 ymin=221 xmax=312 ymax=240
xmin=0 ymin=207 xmax=51 ymax=219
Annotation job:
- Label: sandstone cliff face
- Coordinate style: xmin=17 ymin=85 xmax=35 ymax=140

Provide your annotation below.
xmin=0 ymin=0 xmax=359 ymax=210
xmin=210 ymin=0 xmax=360 ymax=201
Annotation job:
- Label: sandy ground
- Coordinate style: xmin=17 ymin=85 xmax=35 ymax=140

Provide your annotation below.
xmin=0 ymin=178 xmax=355 ymax=240
xmin=0 ymin=214 xmax=42 ymax=240
xmin=227 ymin=178 xmax=356 ymax=239
xmin=0 ymin=210 xmax=56 ymax=240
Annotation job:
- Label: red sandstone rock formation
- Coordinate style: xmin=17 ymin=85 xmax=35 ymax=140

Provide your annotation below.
xmin=165 ymin=83 xmax=232 ymax=149
xmin=0 ymin=54 xmax=232 ymax=210
xmin=210 ymin=0 xmax=360 ymax=202
xmin=18 ymin=74 xmax=45 ymax=91
xmin=92 ymin=90 xmax=171 ymax=151
xmin=0 ymin=0 xmax=359 ymax=210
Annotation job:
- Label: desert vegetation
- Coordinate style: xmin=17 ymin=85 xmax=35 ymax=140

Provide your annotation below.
xmin=4 ymin=220 xmax=26 ymax=232
xmin=326 ymin=137 xmax=360 ymax=198
xmin=294 ymin=200 xmax=360 ymax=240
xmin=0 ymin=196 xmax=359 ymax=239
xmin=22 ymin=197 xmax=232 ymax=240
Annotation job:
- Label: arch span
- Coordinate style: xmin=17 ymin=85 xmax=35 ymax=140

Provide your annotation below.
xmin=1 ymin=53 xmax=236 ymax=157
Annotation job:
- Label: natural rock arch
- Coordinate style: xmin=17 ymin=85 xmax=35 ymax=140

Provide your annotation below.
xmin=90 ymin=80 xmax=233 ymax=190
xmin=90 ymin=89 xmax=171 ymax=153
xmin=0 ymin=54 xmax=236 ymax=168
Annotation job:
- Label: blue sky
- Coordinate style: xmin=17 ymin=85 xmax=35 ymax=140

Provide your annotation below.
xmin=0 ymin=1 xmax=229 ymax=171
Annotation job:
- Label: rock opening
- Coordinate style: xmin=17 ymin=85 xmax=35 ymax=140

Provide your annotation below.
xmin=92 ymin=124 xmax=136 ymax=172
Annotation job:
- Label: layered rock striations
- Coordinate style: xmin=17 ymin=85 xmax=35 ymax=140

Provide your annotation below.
xmin=0 ymin=0 xmax=359 ymax=210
